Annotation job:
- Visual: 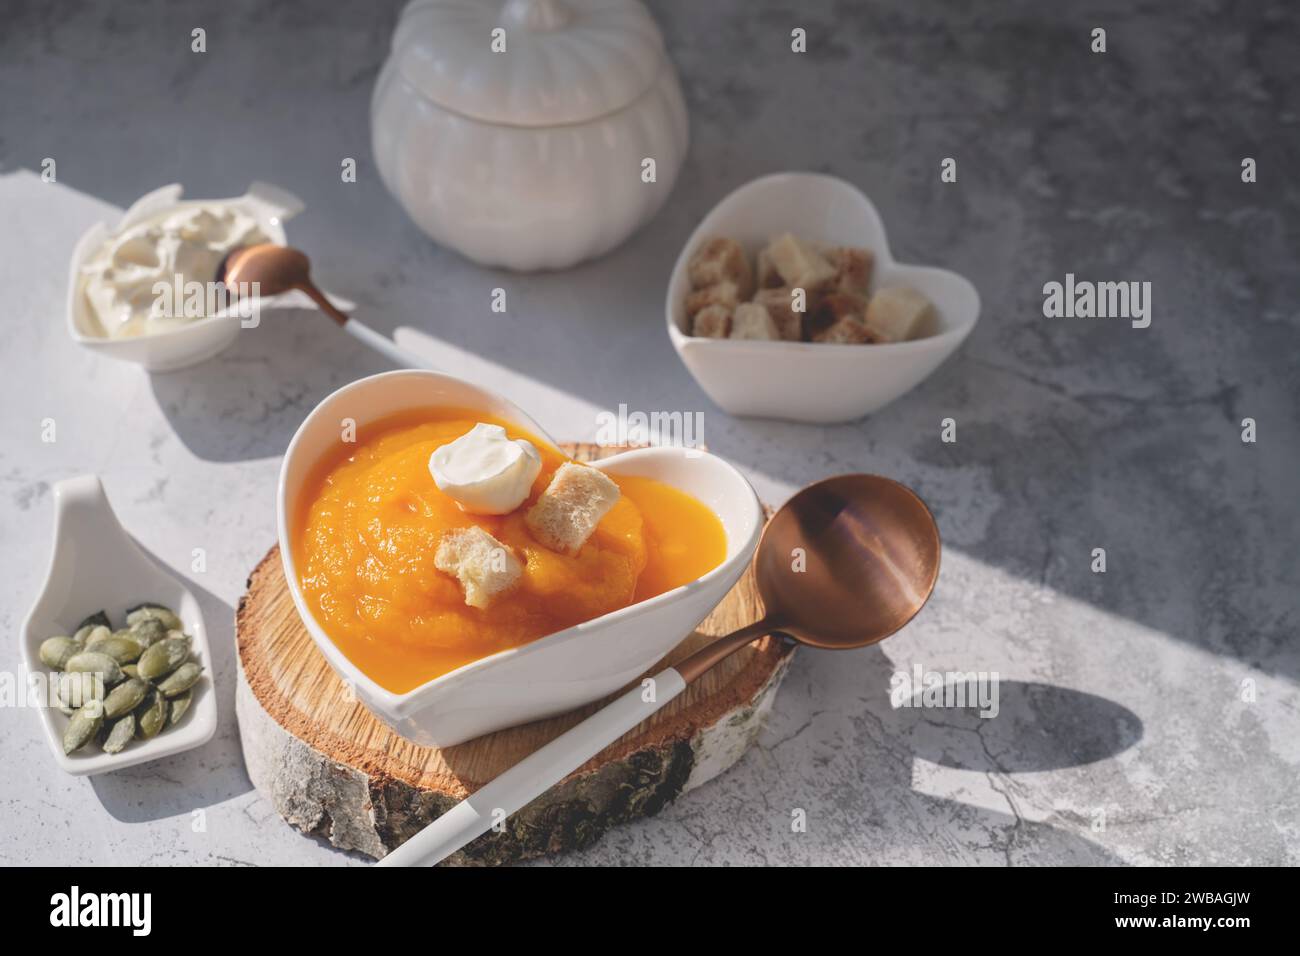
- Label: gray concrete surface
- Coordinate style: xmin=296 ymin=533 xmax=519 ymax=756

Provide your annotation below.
xmin=0 ymin=0 xmax=1296 ymax=865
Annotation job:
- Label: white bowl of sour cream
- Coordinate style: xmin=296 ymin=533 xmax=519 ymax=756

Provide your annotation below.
xmin=66 ymin=182 xmax=304 ymax=372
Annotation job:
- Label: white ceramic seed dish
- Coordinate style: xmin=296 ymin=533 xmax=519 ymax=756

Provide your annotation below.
xmin=277 ymin=369 xmax=763 ymax=748
xmin=66 ymin=182 xmax=304 ymax=372
xmin=21 ymin=475 xmax=217 ymax=776
xmin=666 ymin=173 xmax=981 ymax=423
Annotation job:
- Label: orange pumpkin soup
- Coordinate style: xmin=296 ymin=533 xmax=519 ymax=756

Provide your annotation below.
xmin=294 ymin=409 xmax=727 ymax=693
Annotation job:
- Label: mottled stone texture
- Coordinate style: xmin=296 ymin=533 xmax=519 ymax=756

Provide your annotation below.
xmin=0 ymin=1 xmax=1296 ymax=865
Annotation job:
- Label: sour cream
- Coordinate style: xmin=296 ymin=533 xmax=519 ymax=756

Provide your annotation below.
xmin=429 ymin=423 xmax=543 ymax=515
xmin=81 ymin=203 xmax=269 ymax=339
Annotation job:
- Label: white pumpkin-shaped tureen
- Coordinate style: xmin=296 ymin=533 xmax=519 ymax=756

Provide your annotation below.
xmin=371 ymin=0 xmax=690 ymax=271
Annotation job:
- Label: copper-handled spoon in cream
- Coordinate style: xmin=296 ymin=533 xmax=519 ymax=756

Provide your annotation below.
xmin=378 ymin=473 xmax=942 ymax=866
xmin=218 ymin=243 xmax=429 ymax=369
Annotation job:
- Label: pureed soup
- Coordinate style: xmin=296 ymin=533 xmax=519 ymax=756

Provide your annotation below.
xmin=293 ymin=409 xmax=728 ymax=693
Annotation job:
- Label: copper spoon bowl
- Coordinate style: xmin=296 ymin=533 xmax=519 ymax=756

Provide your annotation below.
xmin=380 ymin=473 xmax=940 ymax=866
xmin=678 ymin=473 xmax=940 ymax=679
xmin=218 ymin=243 xmax=428 ymax=368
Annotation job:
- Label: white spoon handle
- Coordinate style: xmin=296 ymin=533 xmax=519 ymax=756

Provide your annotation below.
xmin=343 ymin=317 xmax=433 ymax=370
xmin=377 ymin=667 xmax=687 ymax=867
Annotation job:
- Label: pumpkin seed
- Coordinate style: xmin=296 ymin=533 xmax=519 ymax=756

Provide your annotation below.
xmin=93 ymin=635 xmax=142 ymax=665
xmin=137 ymin=637 xmax=189 ymax=681
xmin=43 ymin=604 xmax=199 ymax=756
xmin=65 ymin=651 xmax=123 ymax=686
xmin=135 ymin=690 xmax=167 ymax=739
xmin=104 ymin=677 xmax=149 ymax=718
xmin=63 ymin=703 xmax=104 ymax=754
xmin=168 ymin=690 xmax=193 ymax=725
xmin=102 ymin=715 xmax=135 ymax=754
xmin=126 ymin=603 xmax=182 ymax=631
xmin=39 ymin=636 xmax=80 ymax=670
xmin=52 ymin=675 xmax=77 ymax=716
xmin=76 ymin=610 xmax=111 ymax=632
xmin=158 ymin=662 xmax=202 ymax=697
xmin=56 ymin=672 xmax=105 ymax=711
xmin=129 ymin=617 xmax=167 ymax=648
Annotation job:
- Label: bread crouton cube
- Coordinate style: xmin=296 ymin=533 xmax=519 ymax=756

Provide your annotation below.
xmin=434 ymin=526 xmax=522 ymax=609
xmin=756 ymin=248 xmax=783 ymax=289
xmin=728 ymin=302 xmax=780 ymax=340
xmin=691 ymin=303 xmax=731 ymax=338
xmin=765 ymin=232 xmax=836 ymax=293
xmin=819 ymin=291 xmax=867 ymax=322
xmin=827 ymin=246 xmax=874 ymax=295
xmin=753 ymin=287 xmax=805 ymax=341
xmin=525 ymin=463 xmax=621 ymax=555
xmin=685 ymin=281 xmax=740 ymax=321
xmin=807 ymin=291 xmax=867 ymax=340
xmin=688 ymin=238 xmax=754 ymax=298
xmin=813 ymin=316 xmax=878 ymax=344
xmin=865 ymin=286 xmax=936 ymax=342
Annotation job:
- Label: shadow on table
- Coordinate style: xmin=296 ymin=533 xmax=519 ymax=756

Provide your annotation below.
xmin=641 ymin=646 xmax=1144 ymax=867
xmin=876 ymin=666 xmax=1141 ymax=863
xmin=90 ymin=556 xmax=254 ymax=823
xmin=709 ymin=374 xmax=1300 ymax=690
xmin=148 ymin=307 xmax=389 ymax=464
xmin=890 ymin=678 xmax=1143 ymax=773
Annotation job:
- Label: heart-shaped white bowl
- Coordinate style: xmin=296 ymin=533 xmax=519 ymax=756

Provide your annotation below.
xmin=667 ymin=173 xmax=980 ymax=423
xmin=277 ymin=369 xmax=763 ymax=748
xmin=66 ymin=182 xmax=303 ymax=372
xmin=21 ymin=475 xmax=217 ymax=775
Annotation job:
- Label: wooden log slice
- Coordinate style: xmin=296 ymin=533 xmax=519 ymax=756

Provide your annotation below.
xmin=235 ymin=443 xmax=793 ymax=864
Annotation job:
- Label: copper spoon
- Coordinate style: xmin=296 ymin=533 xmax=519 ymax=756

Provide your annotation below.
xmin=378 ymin=473 xmax=941 ymax=866
xmin=218 ymin=243 xmax=429 ymax=368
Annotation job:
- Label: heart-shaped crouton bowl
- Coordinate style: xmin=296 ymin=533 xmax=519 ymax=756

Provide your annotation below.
xmin=667 ymin=173 xmax=980 ymax=423
xmin=278 ymin=370 xmax=763 ymax=748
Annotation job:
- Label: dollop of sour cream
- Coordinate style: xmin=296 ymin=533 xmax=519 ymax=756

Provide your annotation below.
xmin=81 ymin=203 xmax=269 ymax=339
xmin=429 ymin=423 xmax=543 ymax=515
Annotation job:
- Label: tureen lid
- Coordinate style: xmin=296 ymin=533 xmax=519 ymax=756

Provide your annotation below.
xmin=387 ymin=0 xmax=670 ymax=127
